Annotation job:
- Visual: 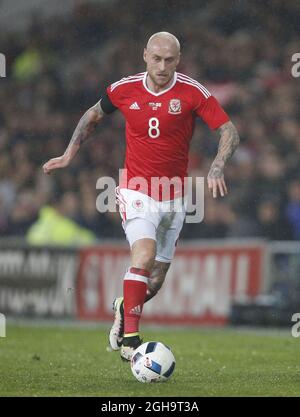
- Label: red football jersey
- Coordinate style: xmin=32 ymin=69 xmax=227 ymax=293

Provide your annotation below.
xmin=106 ymin=71 xmax=229 ymax=200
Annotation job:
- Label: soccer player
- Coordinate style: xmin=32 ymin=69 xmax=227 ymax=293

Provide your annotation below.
xmin=43 ymin=32 xmax=240 ymax=361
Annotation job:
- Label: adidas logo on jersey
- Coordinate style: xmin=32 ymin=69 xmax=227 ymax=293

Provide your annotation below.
xmin=129 ymin=102 xmax=140 ymax=110
xmin=130 ymin=305 xmax=142 ymax=315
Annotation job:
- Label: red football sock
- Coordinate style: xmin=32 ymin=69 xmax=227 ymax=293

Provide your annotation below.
xmin=123 ymin=267 xmax=150 ymax=335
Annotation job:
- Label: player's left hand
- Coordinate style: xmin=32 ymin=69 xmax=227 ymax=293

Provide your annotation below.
xmin=207 ymin=163 xmax=228 ymax=198
xmin=207 ymin=176 xmax=228 ymax=198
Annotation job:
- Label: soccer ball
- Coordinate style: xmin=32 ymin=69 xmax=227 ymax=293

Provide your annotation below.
xmin=131 ymin=341 xmax=176 ymax=383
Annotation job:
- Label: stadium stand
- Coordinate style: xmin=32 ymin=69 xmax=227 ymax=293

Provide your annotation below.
xmin=0 ymin=0 xmax=300 ymax=242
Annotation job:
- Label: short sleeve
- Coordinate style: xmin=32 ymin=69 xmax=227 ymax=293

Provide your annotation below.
xmin=106 ymin=81 xmax=124 ymax=109
xmin=195 ymin=95 xmax=230 ymax=130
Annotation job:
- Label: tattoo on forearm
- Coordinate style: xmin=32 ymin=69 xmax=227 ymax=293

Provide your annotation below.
xmin=68 ymin=102 xmax=103 ymax=148
xmin=216 ymin=121 xmax=240 ymax=162
xmin=208 ymin=121 xmax=240 ymax=179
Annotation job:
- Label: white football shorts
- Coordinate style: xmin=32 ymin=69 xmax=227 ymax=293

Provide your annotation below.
xmin=116 ymin=187 xmax=186 ymax=263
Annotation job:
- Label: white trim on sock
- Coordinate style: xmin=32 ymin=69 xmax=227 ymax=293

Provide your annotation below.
xmin=124 ymin=271 xmax=148 ymax=284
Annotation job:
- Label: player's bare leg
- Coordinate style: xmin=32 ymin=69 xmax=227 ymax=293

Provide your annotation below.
xmin=145 ymin=260 xmax=170 ymax=301
xmin=131 ymin=238 xmax=157 ymax=271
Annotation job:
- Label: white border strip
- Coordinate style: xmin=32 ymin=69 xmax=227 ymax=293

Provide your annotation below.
xmin=124 ymin=271 xmax=148 ymax=284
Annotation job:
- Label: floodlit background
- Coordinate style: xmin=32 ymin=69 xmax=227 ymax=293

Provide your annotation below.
xmin=0 ymin=0 xmax=300 ymax=327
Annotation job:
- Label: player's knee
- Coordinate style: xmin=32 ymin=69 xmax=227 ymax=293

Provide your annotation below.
xmin=132 ymin=249 xmax=155 ymax=271
xmin=131 ymin=239 xmax=156 ymax=271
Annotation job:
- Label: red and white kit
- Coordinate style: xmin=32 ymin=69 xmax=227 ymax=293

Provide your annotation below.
xmin=103 ymin=71 xmax=229 ymax=261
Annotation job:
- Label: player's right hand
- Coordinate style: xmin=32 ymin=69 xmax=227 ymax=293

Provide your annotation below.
xmin=43 ymin=155 xmax=70 ymax=174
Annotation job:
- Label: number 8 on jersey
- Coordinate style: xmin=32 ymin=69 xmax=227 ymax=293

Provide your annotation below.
xmin=148 ymin=117 xmax=160 ymax=139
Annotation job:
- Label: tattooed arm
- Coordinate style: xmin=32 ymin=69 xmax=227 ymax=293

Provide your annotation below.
xmin=43 ymin=101 xmax=104 ymax=174
xmin=207 ymin=120 xmax=240 ymax=198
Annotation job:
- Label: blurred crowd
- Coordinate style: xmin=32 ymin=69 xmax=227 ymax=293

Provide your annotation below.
xmin=0 ymin=0 xmax=300 ymax=244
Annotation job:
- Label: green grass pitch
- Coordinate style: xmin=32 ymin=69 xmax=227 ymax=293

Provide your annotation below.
xmin=0 ymin=323 xmax=300 ymax=397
